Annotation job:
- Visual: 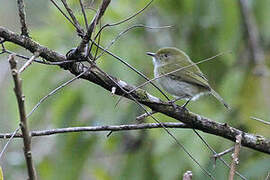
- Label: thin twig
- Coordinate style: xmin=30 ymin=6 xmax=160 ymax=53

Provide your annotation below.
xmin=92 ymin=0 xmax=154 ymax=46
xmin=0 ymin=122 xmax=189 ymax=138
xmin=27 ymin=66 xmax=91 ymax=118
xmin=61 ymin=0 xmax=84 ymax=35
xmin=2 ymin=49 xmax=83 ymax=65
xmin=0 ymin=127 xmax=20 ymax=160
xmin=8 ymin=54 xmax=37 ymax=180
xmin=212 ymin=147 xmax=235 ymax=159
xmin=88 ymin=0 xmax=154 ymax=57
xmin=79 ymin=0 xmax=89 ymax=29
xmin=49 ymin=0 xmax=81 ymax=34
xmin=16 ymin=0 xmax=29 ymax=37
xmin=95 ymin=24 xmax=173 ymax=60
xmin=19 ymin=51 xmax=40 ymax=73
xmin=250 ymin=116 xmax=270 ymax=126
xmin=136 ymin=110 xmax=157 ymax=121
xmin=229 ymin=134 xmax=242 ymax=180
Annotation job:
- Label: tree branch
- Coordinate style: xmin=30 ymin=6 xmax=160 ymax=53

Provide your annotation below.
xmin=1 ymin=26 xmax=270 ymax=154
xmin=8 ymin=54 xmax=37 ymax=180
xmin=0 ymin=122 xmax=190 ymax=138
xmin=16 ymin=0 xmax=29 ymax=37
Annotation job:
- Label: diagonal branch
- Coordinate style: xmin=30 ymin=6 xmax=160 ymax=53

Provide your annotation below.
xmin=61 ymin=0 xmax=84 ymax=35
xmin=0 ymin=26 xmax=270 ymax=154
xmin=8 ymin=54 xmax=37 ymax=180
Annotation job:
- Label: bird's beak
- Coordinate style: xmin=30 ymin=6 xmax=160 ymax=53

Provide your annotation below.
xmin=146 ymin=52 xmax=156 ymax=57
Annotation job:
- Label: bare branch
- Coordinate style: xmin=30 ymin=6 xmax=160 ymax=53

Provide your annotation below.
xmin=193 ymin=130 xmax=246 ymax=180
xmin=79 ymin=0 xmax=89 ymax=29
xmin=229 ymin=134 xmax=242 ymax=180
xmin=0 ymin=122 xmax=190 ymax=138
xmin=1 ymin=26 xmax=270 ymax=154
xmin=95 ymin=24 xmax=173 ymax=60
xmin=61 ymin=0 xmax=84 ymax=34
xmin=212 ymin=147 xmax=235 ymax=159
xmin=2 ymin=48 xmax=84 ymax=65
xmin=8 ymin=54 xmax=37 ymax=180
xmin=136 ymin=110 xmax=157 ymax=121
xmin=16 ymin=0 xmax=29 ymax=37
xmin=27 ymin=67 xmax=91 ymax=118
xmin=19 ymin=51 xmax=40 ymax=73
xmin=76 ymin=0 xmax=111 ymax=56
xmin=250 ymin=116 xmax=270 ymax=126
xmin=49 ymin=0 xmax=82 ymax=35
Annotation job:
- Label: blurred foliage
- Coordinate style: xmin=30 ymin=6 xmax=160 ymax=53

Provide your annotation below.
xmin=0 ymin=0 xmax=270 ymax=179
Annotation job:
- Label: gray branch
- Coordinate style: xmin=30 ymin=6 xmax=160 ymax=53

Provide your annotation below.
xmin=8 ymin=54 xmax=37 ymax=180
xmin=0 ymin=122 xmax=189 ymax=138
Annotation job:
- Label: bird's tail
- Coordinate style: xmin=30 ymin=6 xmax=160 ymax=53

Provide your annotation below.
xmin=210 ymin=89 xmax=231 ymax=110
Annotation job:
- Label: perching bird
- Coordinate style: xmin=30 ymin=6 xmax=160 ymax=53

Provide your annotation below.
xmin=146 ymin=47 xmax=230 ymax=109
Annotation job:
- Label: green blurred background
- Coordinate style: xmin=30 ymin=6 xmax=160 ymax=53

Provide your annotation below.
xmin=0 ymin=0 xmax=269 ymax=179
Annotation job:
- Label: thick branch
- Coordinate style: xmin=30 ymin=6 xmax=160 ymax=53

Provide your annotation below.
xmin=8 ymin=55 xmax=37 ymax=180
xmin=1 ymin=26 xmax=270 ymax=154
xmin=0 ymin=122 xmax=189 ymax=138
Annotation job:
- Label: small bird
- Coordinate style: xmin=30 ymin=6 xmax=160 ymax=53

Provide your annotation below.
xmin=146 ymin=47 xmax=230 ymax=109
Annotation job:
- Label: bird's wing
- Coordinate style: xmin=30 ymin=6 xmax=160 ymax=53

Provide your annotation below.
xmin=173 ymin=61 xmax=210 ymax=89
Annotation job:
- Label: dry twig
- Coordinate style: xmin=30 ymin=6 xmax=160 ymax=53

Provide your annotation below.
xmin=229 ymin=134 xmax=242 ymax=180
xmin=8 ymin=54 xmax=37 ymax=180
xmin=0 ymin=122 xmax=190 ymax=138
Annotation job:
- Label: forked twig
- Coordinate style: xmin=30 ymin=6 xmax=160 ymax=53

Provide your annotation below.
xmin=212 ymin=147 xmax=234 ymax=159
xmin=193 ymin=130 xmax=246 ymax=180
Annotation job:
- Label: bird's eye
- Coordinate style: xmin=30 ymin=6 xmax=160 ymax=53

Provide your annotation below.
xmin=164 ymin=54 xmax=168 ymax=58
